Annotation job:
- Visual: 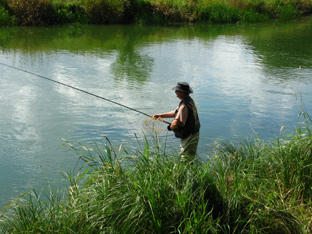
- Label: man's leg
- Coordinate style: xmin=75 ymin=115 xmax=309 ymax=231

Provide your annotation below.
xmin=180 ymin=132 xmax=200 ymax=162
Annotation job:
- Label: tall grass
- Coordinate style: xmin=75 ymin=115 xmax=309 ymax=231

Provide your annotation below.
xmin=1 ymin=117 xmax=312 ymax=233
xmin=213 ymin=112 xmax=312 ymax=233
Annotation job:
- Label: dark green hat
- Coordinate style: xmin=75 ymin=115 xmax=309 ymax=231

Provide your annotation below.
xmin=172 ymin=82 xmax=193 ymax=93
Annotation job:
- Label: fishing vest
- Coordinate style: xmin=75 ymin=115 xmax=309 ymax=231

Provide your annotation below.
xmin=174 ymin=96 xmax=200 ymax=139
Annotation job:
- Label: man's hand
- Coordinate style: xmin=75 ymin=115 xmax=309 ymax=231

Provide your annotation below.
xmin=167 ymin=124 xmax=172 ymax=131
xmin=171 ymin=118 xmax=183 ymax=130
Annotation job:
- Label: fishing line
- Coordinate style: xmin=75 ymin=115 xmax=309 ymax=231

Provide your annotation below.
xmin=0 ymin=62 xmax=170 ymax=125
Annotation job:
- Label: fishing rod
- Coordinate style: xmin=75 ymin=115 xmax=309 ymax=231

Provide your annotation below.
xmin=0 ymin=62 xmax=171 ymax=125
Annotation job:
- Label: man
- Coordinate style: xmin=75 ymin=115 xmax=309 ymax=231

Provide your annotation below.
xmin=154 ymin=82 xmax=200 ymax=162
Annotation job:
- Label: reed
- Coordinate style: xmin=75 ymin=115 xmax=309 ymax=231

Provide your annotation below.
xmin=1 ymin=119 xmax=312 ymax=233
xmin=62 ymin=137 xmax=228 ymax=233
xmin=213 ymin=113 xmax=312 ymax=233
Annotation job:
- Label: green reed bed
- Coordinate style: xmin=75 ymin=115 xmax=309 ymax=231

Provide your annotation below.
xmin=0 ymin=0 xmax=311 ymax=26
xmin=1 ymin=117 xmax=312 ymax=233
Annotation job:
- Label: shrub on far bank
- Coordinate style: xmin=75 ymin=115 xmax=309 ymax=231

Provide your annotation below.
xmin=52 ymin=1 xmax=87 ymax=24
xmin=0 ymin=0 xmax=312 ymax=26
xmin=83 ymin=0 xmax=131 ymax=24
xmin=0 ymin=5 xmax=10 ymax=25
xmin=196 ymin=3 xmax=241 ymax=23
xmin=8 ymin=0 xmax=55 ymax=26
xmin=133 ymin=0 xmax=311 ymax=24
xmin=6 ymin=0 xmax=87 ymax=25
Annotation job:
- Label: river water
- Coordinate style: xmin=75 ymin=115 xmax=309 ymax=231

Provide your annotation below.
xmin=1 ymin=19 xmax=312 ymax=209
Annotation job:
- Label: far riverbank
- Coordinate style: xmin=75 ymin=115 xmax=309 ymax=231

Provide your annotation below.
xmin=0 ymin=0 xmax=312 ymax=26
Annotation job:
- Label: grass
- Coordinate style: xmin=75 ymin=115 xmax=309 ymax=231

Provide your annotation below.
xmin=0 ymin=0 xmax=311 ymax=25
xmin=1 ymin=113 xmax=312 ymax=233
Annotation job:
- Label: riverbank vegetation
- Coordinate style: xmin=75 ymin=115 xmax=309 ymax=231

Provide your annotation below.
xmin=1 ymin=113 xmax=312 ymax=233
xmin=0 ymin=0 xmax=311 ymax=26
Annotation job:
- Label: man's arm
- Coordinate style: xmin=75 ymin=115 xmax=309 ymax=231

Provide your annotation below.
xmin=170 ymin=104 xmax=188 ymax=130
xmin=153 ymin=110 xmax=176 ymax=119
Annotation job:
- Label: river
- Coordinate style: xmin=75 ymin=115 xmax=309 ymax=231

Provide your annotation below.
xmin=1 ymin=19 xmax=312 ymax=209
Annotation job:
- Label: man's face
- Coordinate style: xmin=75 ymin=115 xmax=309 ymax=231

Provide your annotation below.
xmin=175 ymin=90 xmax=185 ymax=100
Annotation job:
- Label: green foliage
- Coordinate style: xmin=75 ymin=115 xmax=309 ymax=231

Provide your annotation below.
xmin=71 ymin=138 xmax=227 ymax=233
xmin=83 ymin=0 xmax=131 ymax=24
xmin=276 ymin=124 xmax=312 ymax=198
xmin=0 ymin=5 xmax=10 ymax=25
xmin=8 ymin=0 xmax=56 ymax=26
xmin=197 ymin=4 xmax=241 ymax=23
xmin=277 ymin=6 xmax=300 ymax=20
xmin=213 ymin=118 xmax=312 ymax=233
xmin=52 ymin=2 xmax=88 ymax=24
xmin=132 ymin=0 xmax=310 ymax=24
xmin=1 ymin=123 xmax=312 ymax=233
xmin=0 ymin=137 xmax=227 ymax=233
xmin=0 ymin=189 xmax=98 ymax=233
xmin=240 ymin=10 xmax=270 ymax=22
xmin=0 ymin=0 xmax=311 ymax=25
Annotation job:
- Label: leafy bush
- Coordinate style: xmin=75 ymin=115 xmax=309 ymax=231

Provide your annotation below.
xmin=52 ymin=2 xmax=87 ymax=24
xmin=0 ymin=5 xmax=10 ymax=25
xmin=8 ymin=0 xmax=56 ymax=25
xmin=83 ymin=0 xmax=131 ymax=24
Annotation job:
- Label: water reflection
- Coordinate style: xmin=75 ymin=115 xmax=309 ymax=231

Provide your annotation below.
xmin=1 ymin=21 xmax=311 ymax=79
xmin=111 ymin=43 xmax=154 ymax=84
xmin=244 ymin=21 xmax=312 ymax=69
